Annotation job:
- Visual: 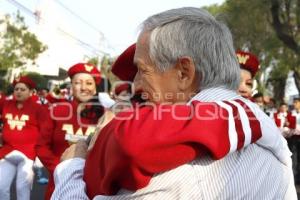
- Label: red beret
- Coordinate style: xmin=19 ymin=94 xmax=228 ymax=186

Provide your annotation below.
xmin=236 ymin=50 xmax=260 ymax=77
xmin=13 ymin=76 xmax=36 ymax=89
xmin=111 ymin=44 xmax=138 ymax=82
xmin=114 ymin=82 xmax=131 ymax=96
xmin=68 ymin=63 xmax=101 ymax=85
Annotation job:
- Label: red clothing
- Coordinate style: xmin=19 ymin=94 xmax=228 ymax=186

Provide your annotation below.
xmin=31 ymin=94 xmax=39 ymax=103
xmin=45 ymin=93 xmax=66 ymax=104
xmin=0 ymin=92 xmax=5 ymax=104
xmin=83 ymin=99 xmax=262 ymax=198
xmin=0 ymin=92 xmax=5 ymax=119
xmin=0 ymin=98 xmax=51 ymax=160
xmin=36 ymin=100 xmax=100 ymax=200
xmin=274 ymin=112 xmax=296 ymax=129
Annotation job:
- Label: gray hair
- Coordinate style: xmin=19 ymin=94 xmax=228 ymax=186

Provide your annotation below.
xmin=140 ymin=7 xmax=240 ymax=90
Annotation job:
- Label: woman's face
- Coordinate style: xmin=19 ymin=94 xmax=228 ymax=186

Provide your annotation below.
xmin=71 ymin=73 xmax=97 ymax=102
xmin=279 ymin=105 xmax=288 ymax=113
xmin=238 ymin=69 xmax=253 ymax=99
xmin=13 ymin=83 xmax=31 ymax=102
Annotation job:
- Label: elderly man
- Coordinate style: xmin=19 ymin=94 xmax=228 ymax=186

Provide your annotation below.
xmin=51 ymin=7 xmax=296 ymax=200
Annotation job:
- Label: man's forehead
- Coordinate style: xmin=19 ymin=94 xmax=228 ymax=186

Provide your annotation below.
xmin=134 ymin=33 xmax=152 ymax=65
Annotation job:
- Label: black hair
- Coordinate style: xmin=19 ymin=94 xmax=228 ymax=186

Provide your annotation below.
xmin=279 ymin=102 xmax=287 ymax=107
xmin=80 ymin=95 xmax=104 ymax=121
xmin=252 ymin=92 xmax=263 ymax=99
xmin=293 ymin=97 xmax=300 ymax=102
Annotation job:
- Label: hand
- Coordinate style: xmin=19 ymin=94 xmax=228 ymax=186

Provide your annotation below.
xmin=88 ymin=110 xmax=115 ymax=151
xmin=284 ymin=121 xmax=290 ymax=127
xmin=281 ymin=127 xmax=292 ymax=138
xmin=60 ymin=140 xmax=88 ymax=162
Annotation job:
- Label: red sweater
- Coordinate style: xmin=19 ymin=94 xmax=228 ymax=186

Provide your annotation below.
xmin=36 ymin=100 xmax=101 ymax=199
xmin=0 ymin=98 xmax=51 ymax=160
xmin=83 ymin=99 xmax=262 ymax=198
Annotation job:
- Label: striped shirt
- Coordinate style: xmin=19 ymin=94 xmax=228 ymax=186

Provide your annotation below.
xmin=51 ymin=87 xmax=297 ymax=200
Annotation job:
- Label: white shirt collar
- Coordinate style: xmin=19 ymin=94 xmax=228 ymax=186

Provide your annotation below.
xmin=188 ymin=87 xmax=240 ymax=104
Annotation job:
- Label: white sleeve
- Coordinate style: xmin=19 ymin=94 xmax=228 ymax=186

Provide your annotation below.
xmin=93 ymin=162 xmax=200 ymax=200
xmin=98 ymin=92 xmax=116 ymax=108
xmin=244 ymin=100 xmax=292 ymax=167
xmin=93 ymin=189 xmax=178 ymax=200
xmin=51 ymin=158 xmax=90 ymax=200
xmin=51 ymin=158 xmax=181 ymax=200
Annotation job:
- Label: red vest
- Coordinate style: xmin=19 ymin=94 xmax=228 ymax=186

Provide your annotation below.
xmin=274 ymin=112 xmax=296 ymax=129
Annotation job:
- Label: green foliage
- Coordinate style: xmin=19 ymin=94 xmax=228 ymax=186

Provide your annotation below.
xmin=100 ymin=55 xmax=118 ymax=86
xmin=204 ymin=0 xmax=300 ymax=100
xmin=0 ymin=12 xmax=47 ymax=70
xmin=203 ymin=4 xmax=225 ymax=16
xmin=87 ymin=57 xmax=100 ymax=67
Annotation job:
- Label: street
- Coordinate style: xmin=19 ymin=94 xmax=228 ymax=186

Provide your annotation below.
xmin=11 ymin=168 xmax=47 ymax=200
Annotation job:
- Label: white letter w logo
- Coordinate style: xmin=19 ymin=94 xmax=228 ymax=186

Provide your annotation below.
xmin=5 ymin=114 xmax=29 ymax=131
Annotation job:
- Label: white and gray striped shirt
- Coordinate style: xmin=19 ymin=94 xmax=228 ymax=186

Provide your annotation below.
xmin=51 ymin=87 xmax=297 ymax=200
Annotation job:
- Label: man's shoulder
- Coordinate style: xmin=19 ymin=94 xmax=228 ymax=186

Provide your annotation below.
xmin=138 ymin=144 xmax=289 ymax=200
xmin=192 ymin=143 xmax=283 ymax=168
xmin=187 ymin=143 xmax=293 ymax=199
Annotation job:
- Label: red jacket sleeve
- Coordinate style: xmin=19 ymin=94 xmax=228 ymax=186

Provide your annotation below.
xmin=36 ymin=106 xmax=60 ymax=173
xmin=84 ymin=100 xmax=263 ymax=197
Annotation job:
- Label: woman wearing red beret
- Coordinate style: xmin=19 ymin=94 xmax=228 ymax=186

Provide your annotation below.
xmin=36 ymin=63 xmax=104 ymax=200
xmin=0 ymin=76 xmax=51 ymax=200
xmin=236 ymin=50 xmax=260 ymax=99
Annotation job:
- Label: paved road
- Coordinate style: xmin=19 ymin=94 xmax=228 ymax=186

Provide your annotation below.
xmin=11 ymin=168 xmax=48 ymax=200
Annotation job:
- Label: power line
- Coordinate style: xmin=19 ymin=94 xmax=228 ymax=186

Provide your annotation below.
xmin=53 ymin=0 xmax=116 ymax=53
xmin=53 ymin=0 xmax=104 ymax=37
xmin=6 ymin=0 xmax=36 ymax=17
xmin=57 ymin=27 xmax=108 ymax=55
xmin=54 ymin=0 xmax=114 ymax=53
xmin=5 ymin=0 xmax=108 ymax=56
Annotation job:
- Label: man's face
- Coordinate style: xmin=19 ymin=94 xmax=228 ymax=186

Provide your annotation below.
xmin=14 ymin=83 xmax=31 ymax=102
xmin=39 ymin=89 xmax=48 ymax=98
xmin=133 ymin=32 xmax=195 ymax=104
xmin=71 ymin=73 xmax=97 ymax=103
xmin=293 ymin=100 xmax=300 ymax=110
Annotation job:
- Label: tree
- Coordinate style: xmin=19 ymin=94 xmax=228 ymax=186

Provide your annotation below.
xmin=0 ymin=78 xmax=9 ymax=92
xmin=0 ymin=12 xmax=47 ymax=71
xmin=270 ymin=0 xmax=300 ymax=54
xmin=205 ymin=0 xmax=300 ymax=101
xmin=87 ymin=57 xmax=100 ymax=68
xmin=270 ymin=0 xmax=300 ymax=92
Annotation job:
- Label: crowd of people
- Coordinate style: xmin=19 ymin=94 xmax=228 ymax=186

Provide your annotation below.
xmin=0 ymin=6 xmax=299 ymax=200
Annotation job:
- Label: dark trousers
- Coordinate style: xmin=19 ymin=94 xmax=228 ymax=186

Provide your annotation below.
xmin=287 ymin=137 xmax=300 ymax=183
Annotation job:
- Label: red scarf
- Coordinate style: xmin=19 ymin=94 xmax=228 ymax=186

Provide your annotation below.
xmin=84 ymin=99 xmax=261 ymax=198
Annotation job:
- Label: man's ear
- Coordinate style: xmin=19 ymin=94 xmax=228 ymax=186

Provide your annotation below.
xmin=175 ymin=56 xmax=196 ymax=91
